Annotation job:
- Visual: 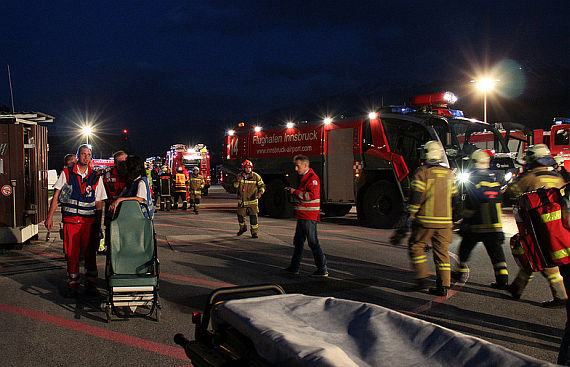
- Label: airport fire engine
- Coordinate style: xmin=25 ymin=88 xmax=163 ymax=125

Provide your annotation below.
xmin=0 ymin=112 xmax=53 ymax=244
xmin=166 ymin=144 xmax=211 ymax=195
xmin=222 ymin=92 xmax=516 ymax=228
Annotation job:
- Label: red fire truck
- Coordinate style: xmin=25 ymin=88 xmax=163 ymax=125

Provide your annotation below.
xmin=222 ymin=92 xmax=516 ymax=228
xmin=166 ymin=144 xmax=211 ymax=195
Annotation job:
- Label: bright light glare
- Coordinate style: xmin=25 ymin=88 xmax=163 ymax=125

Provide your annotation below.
xmin=504 ymin=171 xmax=513 ymax=182
xmin=82 ymin=126 xmax=92 ymax=135
xmin=368 ymin=112 xmax=378 ymax=119
xmin=286 ymin=122 xmax=295 ymax=129
xmin=323 ymin=117 xmax=332 ymax=125
xmin=475 ymin=78 xmax=496 ymax=92
xmin=254 ymin=126 xmax=262 ymax=132
xmin=458 ymin=171 xmax=470 ymax=183
xmin=443 ymin=92 xmax=458 ymax=104
xmin=227 ymin=129 xmax=235 ymax=136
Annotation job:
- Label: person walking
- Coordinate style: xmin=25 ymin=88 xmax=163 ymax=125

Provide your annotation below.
xmin=188 ymin=167 xmax=205 ymax=214
xmin=284 ymin=155 xmax=328 ymax=277
xmin=45 ymin=144 xmax=107 ymax=297
xmin=505 ymin=144 xmax=568 ymax=308
xmin=407 ymin=141 xmax=458 ymax=296
xmin=451 ymin=150 xmax=508 ymax=289
xmin=233 ymin=160 xmax=265 ymax=238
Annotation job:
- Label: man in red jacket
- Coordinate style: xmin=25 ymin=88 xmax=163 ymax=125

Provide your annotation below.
xmin=284 ymin=155 xmax=328 ymax=277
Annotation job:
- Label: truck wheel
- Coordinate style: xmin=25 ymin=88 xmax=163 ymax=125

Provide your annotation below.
xmin=264 ymin=179 xmax=294 ymax=218
xmin=361 ymin=180 xmax=403 ymax=228
xmin=322 ymin=204 xmax=352 ymax=217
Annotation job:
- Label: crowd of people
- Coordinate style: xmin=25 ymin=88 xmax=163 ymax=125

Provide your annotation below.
xmin=44 ymin=141 xmax=570 ymax=363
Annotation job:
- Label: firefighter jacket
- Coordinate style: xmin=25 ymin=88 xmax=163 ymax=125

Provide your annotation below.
xmin=60 ymin=165 xmax=102 ymax=224
xmin=174 ymin=172 xmax=188 ymax=193
xmin=292 ymin=168 xmax=321 ymax=221
xmin=103 ymin=166 xmax=128 ymax=204
xmin=463 ymin=168 xmax=503 ymax=233
xmin=188 ymin=173 xmax=205 ymax=196
xmin=234 ymin=171 xmax=265 ymax=208
xmin=407 ymin=163 xmax=458 ymax=228
xmin=507 ymin=166 xmax=565 ymax=197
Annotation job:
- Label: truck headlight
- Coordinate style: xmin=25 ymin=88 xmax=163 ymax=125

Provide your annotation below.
xmin=457 ymin=172 xmax=470 ymax=184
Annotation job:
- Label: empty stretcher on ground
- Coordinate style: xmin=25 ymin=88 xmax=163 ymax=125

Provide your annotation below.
xmin=213 ymin=294 xmax=553 ymax=367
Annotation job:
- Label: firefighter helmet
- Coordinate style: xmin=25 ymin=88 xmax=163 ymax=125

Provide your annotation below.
xmin=161 ymin=165 xmax=168 ymax=173
xmin=193 ymin=166 xmax=199 ymax=173
xmin=525 ymin=144 xmax=556 ymax=167
xmin=554 ymin=155 xmax=565 ymax=167
xmin=423 ymin=141 xmax=444 ymax=162
xmin=471 ymin=149 xmax=490 ymax=169
xmin=177 ymin=166 xmax=183 ymax=173
xmin=242 ymin=160 xmax=253 ymax=169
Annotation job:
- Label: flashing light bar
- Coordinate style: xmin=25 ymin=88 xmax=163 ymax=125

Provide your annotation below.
xmin=554 ymin=117 xmax=570 ymax=125
xmin=411 ymin=92 xmax=457 ymax=107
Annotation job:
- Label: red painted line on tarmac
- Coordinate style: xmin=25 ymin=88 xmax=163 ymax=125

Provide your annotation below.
xmin=160 ymin=273 xmax=234 ymax=288
xmin=31 ymin=251 xmax=64 ymax=259
xmin=0 ymin=302 xmax=188 ymax=361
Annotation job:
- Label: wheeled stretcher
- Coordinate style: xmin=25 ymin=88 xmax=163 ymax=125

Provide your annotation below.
xmin=175 ymin=284 xmax=552 ymax=366
xmin=104 ymin=200 xmax=160 ymax=322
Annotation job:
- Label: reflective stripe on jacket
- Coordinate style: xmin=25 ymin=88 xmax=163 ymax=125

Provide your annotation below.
xmin=234 ymin=171 xmax=265 ymax=207
xmin=60 ymin=165 xmax=99 ymax=223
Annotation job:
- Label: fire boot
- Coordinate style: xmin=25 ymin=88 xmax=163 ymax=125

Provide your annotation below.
xmin=429 ymin=278 xmax=449 ymax=297
xmin=490 ymin=262 xmax=508 ymax=289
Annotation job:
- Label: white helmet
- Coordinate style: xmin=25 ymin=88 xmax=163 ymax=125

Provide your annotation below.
xmin=471 ymin=149 xmax=490 ymax=169
xmin=423 ymin=141 xmax=444 ymax=162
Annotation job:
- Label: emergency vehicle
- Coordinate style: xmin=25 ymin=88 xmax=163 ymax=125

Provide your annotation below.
xmin=0 ymin=112 xmax=52 ymax=244
xmin=531 ymin=117 xmax=570 ymax=170
xmin=166 ymin=144 xmax=211 ymax=195
xmin=222 ymin=92 xmax=516 ymax=228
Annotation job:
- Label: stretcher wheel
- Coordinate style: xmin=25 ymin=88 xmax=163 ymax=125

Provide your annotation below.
xmin=155 ymin=307 xmax=161 ymax=322
xmin=105 ymin=304 xmax=112 ymax=323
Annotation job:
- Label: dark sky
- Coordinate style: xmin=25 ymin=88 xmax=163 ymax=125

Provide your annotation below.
xmin=2 ymin=1 xmax=569 ymax=159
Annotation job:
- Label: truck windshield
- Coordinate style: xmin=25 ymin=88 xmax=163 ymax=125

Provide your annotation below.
xmin=448 ymin=119 xmax=509 ymax=158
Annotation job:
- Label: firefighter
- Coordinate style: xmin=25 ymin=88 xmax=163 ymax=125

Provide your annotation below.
xmin=451 ymin=150 xmax=508 ymax=289
xmin=101 ymin=151 xmax=129 ymax=253
xmin=158 ymin=165 xmax=172 ymax=211
xmin=555 ymin=156 xmax=570 ymax=182
xmin=505 ymin=144 xmax=568 ymax=308
xmin=407 ymin=140 xmax=458 ymax=296
xmin=172 ymin=166 xmax=188 ymax=210
xmin=233 ymin=160 xmax=265 ymax=238
xmin=188 ymin=167 xmax=205 ymax=214
xmin=45 ymin=144 xmax=107 ymax=297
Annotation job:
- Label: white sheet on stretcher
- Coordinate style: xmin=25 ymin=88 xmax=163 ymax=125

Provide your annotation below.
xmin=215 ymin=294 xmax=553 ymax=367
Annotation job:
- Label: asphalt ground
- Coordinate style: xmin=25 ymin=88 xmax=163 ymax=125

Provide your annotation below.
xmin=0 ymin=185 xmax=565 ymax=366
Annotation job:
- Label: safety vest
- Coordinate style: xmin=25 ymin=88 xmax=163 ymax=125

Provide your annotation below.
xmin=123 ymin=176 xmax=155 ymax=219
xmin=516 ymin=185 xmax=570 ymax=269
xmin=174 ymin=173 xmax=187 ymax=191
xmin=60 ymin=165 xmax=99 ymax=223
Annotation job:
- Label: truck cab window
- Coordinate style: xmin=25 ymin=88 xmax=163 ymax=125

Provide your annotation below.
xmin=381 ymin=118 xmax=431 ymax=174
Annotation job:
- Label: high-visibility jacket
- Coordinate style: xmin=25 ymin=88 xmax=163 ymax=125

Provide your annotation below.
xmin=174 ymin=173 xmax=187 ymax=192
xmin=234 ymin=171 xmax=265 ymax=207
xmin=507 ymin=166 xmax=564 ymax=197
xmin=292 ymin=168 xmax=320 ymax=221
xmin=60 ymin=164 xmax=100 ymax=223
xmin=188 ymin=173 xmax=205 ymax=196
xmin=407 ymin=163 xmax=458 ymax=228
xmin=463 ymin=168 xmax=503 ymax=233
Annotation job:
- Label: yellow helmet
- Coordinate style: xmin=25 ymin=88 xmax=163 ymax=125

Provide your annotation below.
xmin=525 ymin=144 xmax=551 ymax=163
xmin=471 ymin=149 xmax=490 ymax=169
xmin=423 ymin=140 xmax=444 ymax=162
xmin=554 ymin=155 xmax=565 ymax=167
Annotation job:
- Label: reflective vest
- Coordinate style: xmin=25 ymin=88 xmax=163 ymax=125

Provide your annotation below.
xmin=174 ymin=173 xmax=187 ymax=192
xmin=516 ymin=185 xmax=570 ymax=268
xmin=103 ymin=167 xmax=128 ymax=202
xmin=293 ymin=168 xmax=320 ymax=221
xmin=123 ymin=176 xmax=155 ymax=219
xmin=60 ymin=165 xmax=99 ymax=223
xmin=463 ymin=169 xmax=502 ymax=233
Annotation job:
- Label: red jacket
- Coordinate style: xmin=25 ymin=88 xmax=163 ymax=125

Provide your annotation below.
xmin=293 ymin=168 xmax=321 ymax=221
xmin=103 ymin=167 xmax=128 ymax=204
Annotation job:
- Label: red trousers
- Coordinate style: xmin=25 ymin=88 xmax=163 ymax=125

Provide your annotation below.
xmin=63 ymin=220 xmax=99 ymax=289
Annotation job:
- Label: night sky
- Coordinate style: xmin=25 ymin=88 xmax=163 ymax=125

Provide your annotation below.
xmin=2 ymin=1 xmax=569 ymax=161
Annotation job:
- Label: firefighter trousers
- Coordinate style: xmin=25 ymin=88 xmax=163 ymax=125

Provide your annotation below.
xmin=237 ymin=206 xmax=259 ymax=235
xmin=408 ymin=224 xmax=452 ymax=287
xmin=172 ymin=191 xmax=187 ymax=209
xmin=457 ymin=232 xmax=508 ymax=284
xmin=510 ymin=266 xmax=567 ymax=300
xmin=189 ymin=194 xmax=201 ymax=212
xmin=64 ymin=221 xmax=99 ymax=290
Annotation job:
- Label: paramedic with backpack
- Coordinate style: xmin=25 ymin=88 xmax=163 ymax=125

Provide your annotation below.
xmin=45 ymin=144 xmax=107 ymax=297
xmin=505 ymin=144 xmax=567 ymax=308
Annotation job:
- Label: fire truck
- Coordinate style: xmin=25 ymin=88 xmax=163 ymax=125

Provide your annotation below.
xmin=0 ymin=112 xmax=52 ymax=245
xmin=222 ymin=92 xmax=516 ymax=228
xmin=166 ymin=144 xmax=211 ymax=195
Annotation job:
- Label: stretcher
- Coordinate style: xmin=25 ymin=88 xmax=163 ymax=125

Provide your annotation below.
xmin=175 ymin=285 xmax=552 ymax=366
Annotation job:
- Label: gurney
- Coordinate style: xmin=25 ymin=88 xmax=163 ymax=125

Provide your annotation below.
xmin=175 ymin=285 xmax=553 ymax=367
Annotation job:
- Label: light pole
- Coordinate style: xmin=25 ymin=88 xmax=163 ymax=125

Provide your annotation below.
xmin=82 ymin=126 xmax=92 ymax=145
xmin=472 ymin=78 xmax=498 ymax=123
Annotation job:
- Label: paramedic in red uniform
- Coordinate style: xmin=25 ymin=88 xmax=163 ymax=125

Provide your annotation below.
xmin=284 ymin=155 xmax=328 ymax=277
xmin=45 ymin=144 xmax=107 ymax=297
